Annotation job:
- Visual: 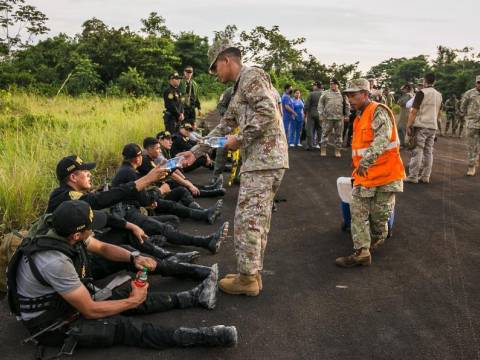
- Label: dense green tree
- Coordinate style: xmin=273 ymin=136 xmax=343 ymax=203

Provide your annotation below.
xmin=174 ymin=31 xmax=209 ymax=74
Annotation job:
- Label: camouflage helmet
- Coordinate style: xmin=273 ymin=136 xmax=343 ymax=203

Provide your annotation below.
xmin=343 ymin=78 xmax=371 ymax=93
xmin=208 ymin=39 xmax=241 ymax=74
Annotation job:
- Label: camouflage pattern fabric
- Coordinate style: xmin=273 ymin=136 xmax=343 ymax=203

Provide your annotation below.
xmin=216 ymin=86 xmax=234 ymax=117
xmin=460 ymin=88 xmax=480 ymax=129
xmin=234 ymin=169 xmax=284 ymax=274
xmin=0 ymin=230 xmax=26 ymax=291
xmin=318 ymin=89 xmax=349 ymax=121
xmin=350 ymin=192 xmax=396 ymax=250
xmin=320 ymin=119 xmax=344 ymax=149
xmin=192 ymin=66 xmax=289 ymax=173
xmin=466 ymin=128 xmax=480 ymax=167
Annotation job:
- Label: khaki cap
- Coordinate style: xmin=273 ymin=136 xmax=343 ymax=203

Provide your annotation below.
xmin=208 ymin=39 xmax=241 ymax=73
xmin=343 ymin=78 xmax=371 ymax=93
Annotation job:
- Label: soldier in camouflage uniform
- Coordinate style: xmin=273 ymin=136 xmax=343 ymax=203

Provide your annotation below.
xmin=180 ymin=40 xmax=289 ymax=296
xmin=335 ymin=79 xmax=405 ymax=268
xmin=454 ymin=94 xmax=466 ymax=137
xmin=460 ymin=75 xmax=480 ymax=176
xmin=444 ymin=95 xmax=459 ymax=136
xmin=318 ymin=78 xmax=350 ymax=157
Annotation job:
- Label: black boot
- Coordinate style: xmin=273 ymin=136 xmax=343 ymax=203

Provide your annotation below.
xmin=176 ymin=264 xmax=218 ymax=309
xmin=193 ymin=221 xmax=229 ymax=254
xmin=203 ymin=176 xmax=224 ymax=190
xmin=199 ymin=188 xmax=226 ymax=198
xmin=168 ymin=251 xmax=201 ymax=263
xmin=190 ymin=200 xmax=223 ymax=224
xmin=154 ymin=261 xmax=212 ymax=280
xmin=173 ymin=325 xmax=238 ymax=347
xmin=143 ymin=237 xmax=200 ymax=263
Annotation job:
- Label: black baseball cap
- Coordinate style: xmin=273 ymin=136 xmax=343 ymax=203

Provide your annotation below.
xmin=122 ymin=143 xmax=142 ymax=159
xmin=156 ymin=130 xmax=172 ymax=139
xmin=56 ymin=155 xmax=96 ymax=181
xmin=180 ymin=123 xmax=193 ymax=131
xmin=52 ymin=200 xmax=107 ymax=236
xmin=313 ymin=81 xmax=322 ymax=88
xmin=330 ymin=78 xmax=339 ymax=85
xmin=168 ymin=72 xmax=182 ymax=80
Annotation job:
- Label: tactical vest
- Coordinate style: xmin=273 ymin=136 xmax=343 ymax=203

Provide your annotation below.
xmin=351 ymin=102 xmax=405 ymax=187
xmin=414 ymin=87 xmax=442 ymax=129
xmin=7 ymin=215 xmax=91 ymax=330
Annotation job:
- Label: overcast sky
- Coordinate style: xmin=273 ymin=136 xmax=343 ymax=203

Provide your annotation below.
xmin=30 ymin=0 xmax=478 ymax=72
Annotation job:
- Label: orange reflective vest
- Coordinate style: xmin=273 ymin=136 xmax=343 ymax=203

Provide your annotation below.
xmin=351 ymin=101 xmax=405 ymax=187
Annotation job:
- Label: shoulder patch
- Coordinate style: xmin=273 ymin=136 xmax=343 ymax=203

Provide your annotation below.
xmin=68 ymin=191 xmax=83 ymax=200
xmin=168 ymin=93 xmax=174 ymax=100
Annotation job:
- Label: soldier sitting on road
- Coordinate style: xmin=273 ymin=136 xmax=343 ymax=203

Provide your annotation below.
xmin=111 ymin=143 xmax=228 ymax=254
xmin=7 ymin=200 xmax=237 ymax=354
xmin=171 ymin=123 xmax=214 ymax=172
xmin=139 ymin=135 xmax=225 ymax=198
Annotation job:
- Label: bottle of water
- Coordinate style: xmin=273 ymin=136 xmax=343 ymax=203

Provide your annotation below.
xmin=163 ymin=156 xmax=184 ymax=171
xmin=203 ymin=136 xmax=227 ymax=148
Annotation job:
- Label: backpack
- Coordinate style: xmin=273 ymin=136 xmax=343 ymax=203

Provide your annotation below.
xmin=0 ymin=230 xmax=27 ymax=292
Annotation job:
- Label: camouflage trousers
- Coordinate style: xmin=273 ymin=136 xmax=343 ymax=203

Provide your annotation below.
xmin=351 ymin=192 xmax=396 ymax=250
xmin=467 ymin=128 xmax=480 ymax=167
xmin=234 ymin=169 xmax=285 ymax=275
xmin=320 ymin=119 xmax=344 ymax=149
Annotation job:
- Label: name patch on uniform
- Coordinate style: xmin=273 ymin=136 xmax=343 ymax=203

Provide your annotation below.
xmin=69 ymin=191 xmax=83 ymax=200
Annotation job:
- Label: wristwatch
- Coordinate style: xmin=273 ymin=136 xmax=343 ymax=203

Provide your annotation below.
xmin=130 ymin=250 xmax=141 ymax=264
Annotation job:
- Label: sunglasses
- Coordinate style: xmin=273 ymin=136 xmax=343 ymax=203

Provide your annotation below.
xmin=185 ymin=70 xmax=193 ymax=73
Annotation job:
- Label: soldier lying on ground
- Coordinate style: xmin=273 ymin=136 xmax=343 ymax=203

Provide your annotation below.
xmin=7 ymin=200 xmax=237 ymax=354
xmin=111 ymin=143 xmax=229 ymax=254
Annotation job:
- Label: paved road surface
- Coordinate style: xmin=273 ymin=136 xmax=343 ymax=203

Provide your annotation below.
xmin=1 ymin=123 xmax=479 ymax=359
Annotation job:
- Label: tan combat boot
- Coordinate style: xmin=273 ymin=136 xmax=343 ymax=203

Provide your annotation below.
xmin=466 ymin=166 xmax=476 ymax=176
xmin=219 ymin=273 xmax=260 ymax=296
xmin=335 ymin=248 xmax=371 ymax=268
xmin=224 ymin=272 xmax=262 ymax=290
xmin=320 ymin=147 xmax=327 ymax=157
xmin=335 ymin=149 xmax=341 ymax=158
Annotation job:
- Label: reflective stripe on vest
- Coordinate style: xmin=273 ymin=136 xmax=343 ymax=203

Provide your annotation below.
xmin=352 ymin=139 xmax=400 ymax=157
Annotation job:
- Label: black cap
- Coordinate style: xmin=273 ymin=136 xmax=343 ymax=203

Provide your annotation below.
xmin=179 ymin=123 xmax=193 ymax=131
xmin=313 ymin=81 xmax=322 ymax=88
xmin=330 ymin=78 xmax=339 ymax=85
xmin=122 ymin=143 xmax=142 ymax=159
xmin=156 ymin=130 xmax=172 ymax=140
xmin=52 ymin=200 xmax=107 ymax=236
xmin=143 ymin=137 xmax=159 ymax=149
xmin=56 ymin=155 xmax=96 ymax=181
xmin=184 ymin=66 xmax=193 ymax=72
xmin=168 ymin=72 xmax=182 ymax=80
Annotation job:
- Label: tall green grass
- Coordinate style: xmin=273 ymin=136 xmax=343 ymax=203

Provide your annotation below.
xmin=0 ymin=92 xmax=216 ymax=231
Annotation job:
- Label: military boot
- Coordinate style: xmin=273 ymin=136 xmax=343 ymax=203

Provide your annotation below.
xmin=155 ymin=261 xmax=213 ymax=280
xmin=176 ymin=264 xmax=218 ymax=309
xmin=219 ymin=273 xmax=260 ymax=296
xmin=335 ymin=149 xmax=341 ymax=158
xmin=335 ymin=248 xmax=371 ymax=268
xmin=196 ymin=221 xmax=229 ymax=254
xmin=320 ymin=146 xmax=327 ymax=157
xmin=467 ymin=166 xmax=476 ymax=176
xmin=173 ymin=325 xmax=238 ymax=347
xmin=168 ymin=251 xmax=201 ymax=263
xmin=199 ymin=188 xmax=227 ymax=198
xmin=189 ymin=200 xmax=223 ymax=224
xmin=224 ymin=271 xmax=262 ymax=291
xmin=205 ymin=175 xmax=224 ymax=190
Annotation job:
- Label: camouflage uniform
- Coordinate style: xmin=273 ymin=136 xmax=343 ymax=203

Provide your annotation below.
xmin=351 ymin=106 xmax=403 ymax=250
xmin=460 ymin=87 xmax=480 ymax=167
xmin=318 ymin=89 xmax=350 ymax=149
xmin=192 ymin=66 xmax=289 ymax=275
xmin=444 ymin=96 xmax=458 ymax=135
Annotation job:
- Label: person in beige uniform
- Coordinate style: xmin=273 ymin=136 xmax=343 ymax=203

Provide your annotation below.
xmin=405 ymin=73 xmax=442 ymax=184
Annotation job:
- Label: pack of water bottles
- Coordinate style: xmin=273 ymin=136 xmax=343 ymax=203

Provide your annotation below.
xmin=202 ymin=136 xmax=227 ymax=148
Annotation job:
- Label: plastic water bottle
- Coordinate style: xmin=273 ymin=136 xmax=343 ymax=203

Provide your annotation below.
xmin=203 ymin=136 xmax=227 ymax=148
xmin=189 ymin=131 xmax=203 ymax=142
xmin=163 ymin=156 xmax=184 ymax=171
xmin=134 ymin=267 xmax=148 ymax=287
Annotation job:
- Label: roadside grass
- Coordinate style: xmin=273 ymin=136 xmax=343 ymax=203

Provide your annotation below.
xmin=0 ymin=92 xmax=216 ymax=231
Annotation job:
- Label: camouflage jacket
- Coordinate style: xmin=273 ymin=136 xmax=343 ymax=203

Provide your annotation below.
xmin=217 ymin=86 xmax=234 ymax=117
xmin=353 ymin=105 xmax=404 ymax=197
xmin=444 ymin=97 xmax=457 ymax=113
xmin=192 ymin=66 xmax=289 ymax=173
xmin=460 ymin=88 xmax=480 ymax=129
xmin=318 ymin=89 xmax=349 ymax=120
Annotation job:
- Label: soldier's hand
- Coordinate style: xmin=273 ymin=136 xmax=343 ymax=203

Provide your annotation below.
xmin=127 ymin=223 xmax=148 ymax=244
xmin=225 ymin=135 xmax=239 ymax=150
xmin=177 ymin=151 xmax=196 ymax=166
xmin=356 ymin=165 xmax=368 ymax=177
xmin=134 ymin=255 xmax=157 ymax=272
xmin=129 ymin=281 xmax=149 ymax=305
xmin=188 ymin=184 xmax=200 ymax=196
xmin=179 ymin=113 xmax=185 ymax=121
